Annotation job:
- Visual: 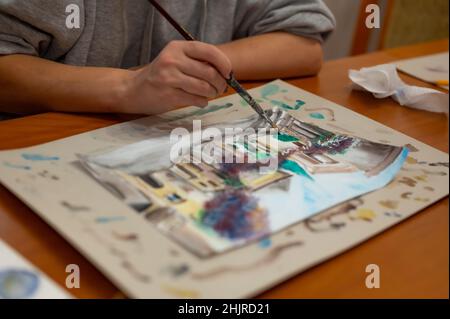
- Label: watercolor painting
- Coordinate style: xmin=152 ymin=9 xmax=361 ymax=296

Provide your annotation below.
xmin=0 ymin=80 xmax=447 ymax=298
xmin=79 ymin=107 xmax=408 ymax=257
xmin=0 ymin=240 xmax=70 ymax=299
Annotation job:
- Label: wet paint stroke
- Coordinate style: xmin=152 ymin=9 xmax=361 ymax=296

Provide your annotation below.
xmin=191 ymin=241 xmax=303 ymax=280
xmin=22 ymin=154 xmax=60 ymax=161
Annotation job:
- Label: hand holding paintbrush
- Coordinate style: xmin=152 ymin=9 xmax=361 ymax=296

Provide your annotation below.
xmin=147 ymin=0 xmax=277 ymax=129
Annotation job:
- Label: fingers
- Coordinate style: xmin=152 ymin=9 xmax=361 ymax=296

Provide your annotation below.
xmin=178 ymin=58 xmax=227 ymax=96
xmin=182 ymin=41 xmax=233 ymax=79
xmin=172 ymin=70 xmax=217 ymax=98
xmin=170 ymin=88 xmax=208 ymax=108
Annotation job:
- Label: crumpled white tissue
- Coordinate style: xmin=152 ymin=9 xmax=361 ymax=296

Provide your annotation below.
xmin=349 ymin=64 xmax=449 ymax=114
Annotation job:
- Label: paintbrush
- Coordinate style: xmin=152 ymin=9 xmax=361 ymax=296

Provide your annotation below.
xmin=147 ymin=0 xmax=278 ymax=129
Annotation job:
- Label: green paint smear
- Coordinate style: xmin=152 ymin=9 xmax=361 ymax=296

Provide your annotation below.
xmin=223 ymin=178 xmax=244 ymax=188
xmin=275 ymin=133 xmax=299 ymax=142
xmin=280 ymin=160 xmax=313 ymax=180
xmin=309 ymin=112 xmax=325 ymax=120
xmin=270 ymin=99 xmax=305 ymax=111
xmin=194 ymin=103 xmax=233 ymax=116
xmin=261 ymin=84 xmax=280 ymax=99
xmin=243 ymin=142 xmax=271 ymax=160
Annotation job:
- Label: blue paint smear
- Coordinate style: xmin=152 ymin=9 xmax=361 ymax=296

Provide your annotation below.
xmin=309 ymin=113 xmax=326 ymax=120
xmin=22 ymin=154 xmax=60 ymax=161
xmin=3 ymin=162 xmax=31 ymax=170
xmin=259 ymin=237 xmax=272 ymax=249
xmin=0 ymin=269 xmax=39 ymax=299
xmin=95 ymin=216 xmax=126 ymax=224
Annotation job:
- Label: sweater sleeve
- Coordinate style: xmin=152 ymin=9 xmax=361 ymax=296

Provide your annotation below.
xmin=0 ymin=0 xmax=84 ymax=59
xmin=233 ymin=0 xmax=336 ymax=43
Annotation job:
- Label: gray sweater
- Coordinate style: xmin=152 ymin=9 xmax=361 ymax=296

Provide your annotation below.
xmin=0 ymin=0 xmax=335 ymax=68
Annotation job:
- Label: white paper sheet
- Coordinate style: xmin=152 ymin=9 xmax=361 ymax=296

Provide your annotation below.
xmin=0 ymin=240 xmax=71 ymax=299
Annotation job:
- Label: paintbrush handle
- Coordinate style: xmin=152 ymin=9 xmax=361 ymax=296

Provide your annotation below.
xmin=148 ymin=0 xmax=195 ymax=41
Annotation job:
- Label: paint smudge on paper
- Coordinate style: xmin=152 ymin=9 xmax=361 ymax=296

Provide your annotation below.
xmin=260 ymin=84 xmax=305 ymax=110
xmin=0 ymin=269 xmax=39 ymax=299
xmin=402 ymin=167 xmax=448 ymax=176
xmin=414 ymin=197 xmax=430 ymax=203
xmin=414 ymin=175 xmax=428 ymax=182
xmin=121 ymin=261 xmax=151 ymax=283
xmin=304 ymin=198 xmax=363 ymax=233
xmin=191 ymin=241 xmax=303 ymax=280
xmin=351 ymin=208 xmax=376 ymax=222
xmin=398 ymin=177 xmax=417 ymax=187
xmin=379 ymin=200 xmax=399 ymax=210
xmin=309 ymin=113 xmax=325 ymax=120
xmin=21 ymin=154 xmax=60 ymax=161
xmin=401 ymin=192 xmax=413 ymax=199
xmin=285 ymin=229 xmax=295 ymax=237
xmin=304 ymin=107 xmax=336 ymax=121
xmin=384 ymin=211 xmax=402 ymax=218
xmin=95 ymin=216 xmax=126 ymax=224
xmin=37 ymin=170 xmax=59 ymax=181
xmin=161 ymin=284 xmax=200 ymax=298
xmin=112 ymin=231 xmax=139 ymax=242
xmin=200 ymin=190 xmax=269 ymax=241
xmin=428 ymin=162 xmax=449 ymax=168
xmin=3 ymin=162 xmax=31 ymax=170
xmin=259 ymin=237 xmax=272 ymax=249
xmin=424 ymin=186 xmax=435 ymax=192
xmin=163 ymin=264 xmax=190 ymax=278
xmin=406 ymin=157 xmax=419 ymax=165
xmin=61 ymin=201 xmax=90 ymax=212
xmin=405 ymin=144 xmax=419 ymax=153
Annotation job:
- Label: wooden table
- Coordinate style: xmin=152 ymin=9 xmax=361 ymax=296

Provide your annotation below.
xmin=0 ymin=40 xmax=448 ymax=299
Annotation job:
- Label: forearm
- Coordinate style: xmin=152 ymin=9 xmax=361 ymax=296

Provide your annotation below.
xmin=0 ymin=54 xmax=129 ymax=114
xmin=218 ymin=32 xmax=323 ymax=81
